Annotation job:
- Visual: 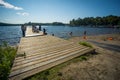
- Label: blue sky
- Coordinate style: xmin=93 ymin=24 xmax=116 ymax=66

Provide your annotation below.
xmin=0 ymin=0 xmax=120 ymax=24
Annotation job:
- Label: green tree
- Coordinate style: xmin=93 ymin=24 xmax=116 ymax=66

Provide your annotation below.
xmin=69 ymin=15 xmax=120 ymax=27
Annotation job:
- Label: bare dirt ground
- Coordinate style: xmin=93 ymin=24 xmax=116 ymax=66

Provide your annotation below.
xmin=59 ymin=34 xmax=120 ymax=80
xmin=60 ymin=51 xmax=120 ymax=80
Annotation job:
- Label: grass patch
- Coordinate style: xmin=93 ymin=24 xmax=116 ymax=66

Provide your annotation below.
xmin=79 ymin=56 xmax=87 ymax=61
xmin=24 ymin=52 xmax=96 ymax=80
xmin=0 ymin=42 xmax=17 ymax=80
xmin=79 ymin=41 xmax=93 ymax=48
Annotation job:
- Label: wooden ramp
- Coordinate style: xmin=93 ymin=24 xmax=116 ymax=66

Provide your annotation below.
xmin=9 ymin=27 xmax=94 ymax=80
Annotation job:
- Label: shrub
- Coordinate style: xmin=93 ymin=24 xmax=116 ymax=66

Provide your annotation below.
xmin=80 ymin=56 xmax=87 ymax=61
xmin=0 ymin=42 xmax=17 ymax=80
xmin=79 ymin=42 xmax=92 ymax=48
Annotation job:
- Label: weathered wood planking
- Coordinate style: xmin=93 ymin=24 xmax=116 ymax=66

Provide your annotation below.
xmin=9 ymin=27 xmax=94 ymax=80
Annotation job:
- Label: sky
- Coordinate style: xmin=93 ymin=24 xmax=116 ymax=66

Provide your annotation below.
xmin=0 ymin=0 xmax=120 ymax=24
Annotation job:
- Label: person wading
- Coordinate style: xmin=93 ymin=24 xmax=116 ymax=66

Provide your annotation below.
xmin=83 ymin=31 xmax=87 ymax=39
xmin=43 ymin=28 xmax=47 ymax=35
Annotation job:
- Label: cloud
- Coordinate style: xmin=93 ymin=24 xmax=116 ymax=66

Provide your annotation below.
xmin=0 ymin=0 xmax=23 ymax=10
xmin=17 ymin=12 xmax=29 ymax=16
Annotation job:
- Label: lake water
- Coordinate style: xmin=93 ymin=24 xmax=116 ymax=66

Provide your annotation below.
xmin=0 ymin=26 xmax=120 ymax=46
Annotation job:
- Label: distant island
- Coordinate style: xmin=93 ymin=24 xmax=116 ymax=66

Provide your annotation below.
xmin=0 ymin=22 xmax=67 ymax=26
xmin=0 ymin=22 xmax=22 ymax=26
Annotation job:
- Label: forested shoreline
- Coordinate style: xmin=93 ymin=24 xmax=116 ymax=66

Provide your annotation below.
xmin=1 ymin=15 xmax=120 ymax=27
xmin=69 ymin=15 xmax=120 ymax=27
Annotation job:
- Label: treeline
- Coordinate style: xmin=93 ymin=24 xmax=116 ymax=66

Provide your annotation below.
xmin=25 ymin=22 xmax=66 ymax=26
xmin=0 ymin=22 xmax=66 ymax=26
xmin=69 ymin=15 xmax=120 ymax=27
xmin=0 ymin=22 xmax=21 ymax=26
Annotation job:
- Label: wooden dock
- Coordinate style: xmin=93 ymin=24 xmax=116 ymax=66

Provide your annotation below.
xmin=9 ymin=27 xmax=94 ymax=80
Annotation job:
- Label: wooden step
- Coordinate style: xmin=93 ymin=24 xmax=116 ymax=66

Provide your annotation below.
xmin=14 ymin=43 xmax=85 ymax=64
xmin=9 ymin=48 xmax=93 ymax=80
xmin=12 ymin=46 xmax=88 ymax=71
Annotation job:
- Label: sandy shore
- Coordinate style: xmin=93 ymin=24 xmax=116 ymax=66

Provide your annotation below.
xmin=69 ymin=33 xmax=120 ymax=45
xmin=61 ymin=33 xmax=120 ymax=80
xmin=69 ymin=33 xmax=120 ymax=53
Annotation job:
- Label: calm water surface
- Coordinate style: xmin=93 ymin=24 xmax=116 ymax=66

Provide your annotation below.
xmin=0 ymin=26 xmax=120 ymax=45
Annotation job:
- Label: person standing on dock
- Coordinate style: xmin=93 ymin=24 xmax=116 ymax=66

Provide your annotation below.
xmin=39 ymin=25 xmax=41 ymax=31
xmin=21 ymin=25 xmax=26 ymax=37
